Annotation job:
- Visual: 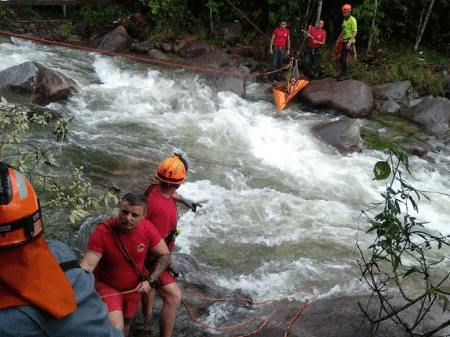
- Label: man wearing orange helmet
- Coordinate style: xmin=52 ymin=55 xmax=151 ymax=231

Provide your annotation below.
xmin=336 ymin=4 xmax=357 ymax=81
xmin=142 ymin=153 xmax=196 ymax=337
xmin=81 ymin=193 xmax=172 ymax=337
xmin=0 ymin=161 xmax=124 ymax=337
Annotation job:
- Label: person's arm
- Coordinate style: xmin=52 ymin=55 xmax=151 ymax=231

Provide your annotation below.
xmin=80 ymin=251 xmax=102 ymax=272
xmin=347 ymin=18 xmax=357 ymax=49
xmin=286 ymin=34 xmax=291 ymax=55
xmin=320 ymin=32 xmax=327 ymax=45
xmin=269 ymin=33 xmax=275 ymax=54
xmin=135 ymin=239 xmax=172 ymax=293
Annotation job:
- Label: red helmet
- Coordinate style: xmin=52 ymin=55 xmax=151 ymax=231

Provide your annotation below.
xmin=155 ymin=154 xmax=187 ymax=185
xmin=342 ymin=4 xmax=352 ymax=12
xmin=0 ymin=162 xmax=43 ymax=250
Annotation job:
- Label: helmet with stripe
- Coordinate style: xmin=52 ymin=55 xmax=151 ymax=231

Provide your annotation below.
xmin=0 ymin=162 xmax=43 ymax=250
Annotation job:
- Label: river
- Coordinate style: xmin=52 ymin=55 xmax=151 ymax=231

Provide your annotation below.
xmin=2 ymin=36 xmax=450 ymax=310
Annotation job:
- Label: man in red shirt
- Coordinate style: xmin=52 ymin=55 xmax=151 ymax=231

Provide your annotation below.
xmin=269 ymin=21 xmax=291 ymax=82
xmin=303 ymin=20 xmax=327 ymax=80
xmin=81 ymin=193 xmax=171 ymax=337
xmin=143 ymin=153 xmax=190 ymax=337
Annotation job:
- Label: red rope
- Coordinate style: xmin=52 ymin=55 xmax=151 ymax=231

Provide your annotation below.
xmin=0 ymin=30 xmax=284 ymax=77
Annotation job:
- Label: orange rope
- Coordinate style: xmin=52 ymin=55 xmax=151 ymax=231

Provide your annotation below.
xmin=0 ymin=30 xmax=285 ymax=77
xmin=97 ymin=282 xmax=314 ymax=336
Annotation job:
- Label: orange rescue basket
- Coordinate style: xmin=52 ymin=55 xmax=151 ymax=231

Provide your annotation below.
xmin=273 ymin=76 xmax=309 ymax=111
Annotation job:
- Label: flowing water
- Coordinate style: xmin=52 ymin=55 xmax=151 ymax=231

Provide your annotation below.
xmin=2 ymin=37 xmax=450 ymax=306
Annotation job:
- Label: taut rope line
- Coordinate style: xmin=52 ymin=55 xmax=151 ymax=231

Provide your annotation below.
xmin=0 ymin=30 xmax=284 ymax=77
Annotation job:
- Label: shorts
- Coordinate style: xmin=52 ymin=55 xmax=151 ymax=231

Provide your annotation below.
xmin=95 ymin=281 xmax=142 ymax=318
xmin=154 ymin=269 xmax=176 ymax=287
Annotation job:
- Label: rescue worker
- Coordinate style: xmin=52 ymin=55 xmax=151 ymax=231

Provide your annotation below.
xmin=0 ymin=161 xmax=124 ymax=337
xmin=303 ymin=20 xmax=327 ymax=80
xmin=269 ymin=21 xmax=291 ymax=82
xmin=143 ymin=153 xmax=197 ymax=337
xmin=81 ymin=193 xmax=172 ymax=337
xmin=335 ymin=4 xmax=357 ymax=81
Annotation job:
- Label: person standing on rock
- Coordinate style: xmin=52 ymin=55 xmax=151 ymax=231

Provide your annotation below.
xmin=335 ymin=4 xmax=357 ymax=81
xmin=80 ymin=193 xmax=172 ymax=337
xmin=303 ymin=20 xmax=327 ymax=80
xmin=269 ymin=21 xmax=291 ymax=82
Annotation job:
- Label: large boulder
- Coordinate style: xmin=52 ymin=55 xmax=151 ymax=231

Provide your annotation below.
xmin=98 ymin=25 xmax=132 ymax=53
xmin=0 ymin=61 xmax=78 ymax=103
xmin=177 ymin=40 xmax=211 ymax=59
xmin=186 ymin=49 xmax=246 ymax=97
xmin=212 ymin=21 xmax=243 ymax=41
xmin=371 ymin=80 xmax=411 ymax=101
xmin=298 ymin=78 xmax=373 ymax=118
xmin=311 ymin=118 xmax=363 ymax=155
xmin=399 ymin=97 xmax=450 ymax=134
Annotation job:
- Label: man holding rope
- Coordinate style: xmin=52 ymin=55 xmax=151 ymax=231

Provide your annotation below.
xmin=303 ymin=20 xmax=327 ymax=80
xmin=81 ymin=193 xmax=172 ymax=337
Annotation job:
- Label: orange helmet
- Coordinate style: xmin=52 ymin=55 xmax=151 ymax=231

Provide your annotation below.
xmin=155 ymin=154 xmax=187 ymax=185
xmin=0 ymin=162 xmax=43 ymax=250
xmin=342 ymin=4 xmax=352 ymax=12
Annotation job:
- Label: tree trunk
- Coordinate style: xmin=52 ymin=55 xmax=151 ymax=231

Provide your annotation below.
xmin=316 ymin=0 xmax=323 ymax=24
xmin=414 ymin=0 xmax=436 ymax=52
xmin=367 ymin=0 xmax=381 ymax=53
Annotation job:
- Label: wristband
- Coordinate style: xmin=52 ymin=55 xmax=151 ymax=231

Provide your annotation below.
xmin=148 ymin=278 xmax=157 ymax=288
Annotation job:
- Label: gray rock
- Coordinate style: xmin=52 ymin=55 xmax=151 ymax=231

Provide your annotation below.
xmin=177 ymin=40 xmax=211 ymax=59
xmin=212 ymin=21 xmax=243 ymax=41
xmin=408 ymin=92 xmax=420 ymax=100
xmin=132 ymin=41 xmax=153 ymax=53
xmin=312 ymin=118 xmax=363 ymax=155
xmin=400 ymin=97 xmax=450 ymax=134
xmin=299 ymin=78 xmax=373 ymax=118
xmin=408 ymin=98 xmax=422 ymax=107
xmin=147 ymin=49 xmax=169 ymax=61
xmin=0 ymin=61 xmax=78 ymax=103
xmin=372 ymin=80 xmax=411 ymax=101
xmin=98 ymin=25 xmax=132 ymax=53
xmin=379 ymin=100 xmax=400 ymax=114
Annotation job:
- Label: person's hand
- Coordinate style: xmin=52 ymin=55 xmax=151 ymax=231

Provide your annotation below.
xmin=269 ymin=48 xmax=273 ymax=55
xmin=180 ymin=197 xmax=202 ymax=212
xmin=134 ymin=281 xmax=151 ymax=293
xmin=286 ymin=50 xmax=290 ymax=56
xmin=346 ymin=41 xmax=352 ymax=49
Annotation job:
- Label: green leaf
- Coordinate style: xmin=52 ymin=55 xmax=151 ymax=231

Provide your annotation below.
xmin=374 ymin=161 xmax=391 ymax=180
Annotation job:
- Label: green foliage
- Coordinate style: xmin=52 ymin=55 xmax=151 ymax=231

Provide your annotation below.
xmin=0 ymin=7 xmax=16 ymax=22
xmin=357 ymin=138 xmax=450 ymax=335
xmin=79 ymin=5 xmax=129 ymax=27
xmin=61 ymin=21 xmax=73 ymax=39
xmin=144 ymin=0 xmax=196 ymax=31
xmin=0 ymin=97 xmax=120 ymax=240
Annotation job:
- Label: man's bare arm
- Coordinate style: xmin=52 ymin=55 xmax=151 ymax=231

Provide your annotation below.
xmin=80 ymin=251 xmax=102 ymax=272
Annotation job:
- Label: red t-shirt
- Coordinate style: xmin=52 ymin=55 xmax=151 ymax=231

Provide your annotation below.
xmin=273 ymin=27 xmax=290 ymax=48
xmin=145 ymin=186 xmax=178 ymax=252
xmin=87 ymin=217 xmax=161 ymax=292
xmin=307 ymin=26 xmax=327 ymax=49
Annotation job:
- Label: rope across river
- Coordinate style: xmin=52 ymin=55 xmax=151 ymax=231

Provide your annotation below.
xmin=0 ymin=30 xmax=286 ymax=78
xmin=100 ymin=272 xmax=315 ymax=337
